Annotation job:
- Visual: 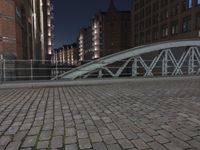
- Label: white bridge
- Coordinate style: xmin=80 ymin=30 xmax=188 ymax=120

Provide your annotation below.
xmin=55 ymin=39 xmax=200 ymax=80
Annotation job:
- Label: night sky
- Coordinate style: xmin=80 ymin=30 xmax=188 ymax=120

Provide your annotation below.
xmin=52 ymin=0 xmax=132 ymax=48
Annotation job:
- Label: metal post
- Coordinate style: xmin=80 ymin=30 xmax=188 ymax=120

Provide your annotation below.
xmin=3 ymin=59 xmax=6 ymax=81
xmin=98 ymin=69 xmax=103 ymax=78
xmin=31 ymin=59 xmax=33 ymax=80
xmin=55 ymin=60 xmax=58 ymax=80
xmin=0 ymin=55 xmax=3 ymax=83
xmin=188 ymin=47 xmax=195 ymax=75
xmin=132 ymin=57 xmax=138 ymax=77
xmin=162 ymin=50 xmax=168 ymax=76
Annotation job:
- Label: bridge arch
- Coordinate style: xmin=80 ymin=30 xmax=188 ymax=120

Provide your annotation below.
xmin=55 ymin=39 xmax=200 ymax=80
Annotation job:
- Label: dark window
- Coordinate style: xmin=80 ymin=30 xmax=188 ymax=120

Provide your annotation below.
xmin=161 ymin=25 xmax=169 ymax=38
xmin=171 ymin=21 xmax=178 ymax=35
xmin=196 ymin=13 xmax=200 ymax=29
xmin=152 ymin=28 xmax=159 ymax=40
xmin=182 ymin=16 xmax=191 ymax=32
xmin=145 ymin=31 xmax=151 ymax=42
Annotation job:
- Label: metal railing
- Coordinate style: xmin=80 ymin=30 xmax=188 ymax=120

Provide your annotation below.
xmin=0 ymin=57 xmax=199 ymax=83
xmin=0 ymin=59 xmax=78 ymax=83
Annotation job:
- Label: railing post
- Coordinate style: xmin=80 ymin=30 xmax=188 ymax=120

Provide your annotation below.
xmin=132 ymin=57 xmax=138 ymax=77
xmin=3 ymin=59 xmax=6 ymax=81
xmin=55 ymin=60 xmax=58 ymax=80
xmin=30 ymin=59 xmax=33 ymax=81
xmin=0 ymin=55 xmax=3 ymax=83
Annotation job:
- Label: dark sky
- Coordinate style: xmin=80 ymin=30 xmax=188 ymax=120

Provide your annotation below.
xmin=52 ymin=0 xmax=132 ymax=48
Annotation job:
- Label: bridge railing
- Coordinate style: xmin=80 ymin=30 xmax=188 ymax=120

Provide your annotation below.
xmin=0 ymin=58 xmax=199 ymax=83
xmin=1 ymin=46 xmax=200 ymax=82
xmin=0 ymin=59 xmax=75 ymax=82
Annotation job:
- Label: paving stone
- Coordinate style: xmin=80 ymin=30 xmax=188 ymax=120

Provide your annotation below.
xmin=98 ymin=127 xmax=110 ymax=135
xmin=22 ymin=136 xmax=37 ymax=148
xmin=86 ymin=126 xmax=98 ymax=133
xmin=28 ymin=127 xmax=41 ymax=135
xmin=53 ymin=127 xmax=64 ymax=136
xmin=77 ymin=130 xmax=88 ymax=139
xmin=187 ymin=140 xmax=200 ymax=149
xmin=39 ymin=130 xmax=51 ymax=140
xmin=89 ymin=133 xmax=102 ymax=142
xmin=102 ymin=134 xmax=116 ymax=144
xmin=37 ymin=141 xmax=49 ymax=149
xmin=65 ymin=144 xmax=78 ymax=150
xmin=51 ymin=136 xmax=63 ymax=148
xmin=132 ymin=139 xmax=149 ymax=149
xmin=65 ymin=136 xmax=77 ymax=144
xmin=78 ymin=139 xmax=92 ymax=149
xmin=153 ymin=135 xmax=169 ymax=144
xmin=107 ymin=144 xmax=122 ymax=150
xmin=148 ymin=142 xmax=167 ymax=150
xmin=107 ymin=123 xmax=118 ymax=130
xmin=157 ymin=130 xmax=173 ymax=138
xmin=170 ymin=137 xmax=192 ymax=149
xmin=0 ymin=136 xmax=11 ymax=146
xmin=66 ymin=128 xmax=76 ymax=136
xmin=122 ymin=130 xmax=138 ymax=140
xmin=171 ymin=131 xmax=191 ymax=141
xmin=5 ymin=142 xmax=21 ymax=150
xmin=13 ymin=131 xmax=28 ymax=141
xmin=137 ymin=132 xmax=154 ymax=142
xmin=5 ymin=126 xmax=19 ymax=135
xmin=164 ymin=142 xmax=183 ymax=150
xmin=118 ymin=139 xmax=133 ymax=149
xmin=111 ymin=130 xmax=125 ymax=139
xmin=93 ymin=142 xmax=107 ymax=150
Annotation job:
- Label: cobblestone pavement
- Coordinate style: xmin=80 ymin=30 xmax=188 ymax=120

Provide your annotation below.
xmin=0 ymin=77 xmax=200 ymax=150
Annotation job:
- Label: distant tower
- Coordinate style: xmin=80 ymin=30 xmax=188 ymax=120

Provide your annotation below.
xmin=108 ymin=0 xmax=118 ymax=11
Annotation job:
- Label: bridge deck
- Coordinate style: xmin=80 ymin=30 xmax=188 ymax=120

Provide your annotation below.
xmin=0 ymin=76 xmax=200 ymax=149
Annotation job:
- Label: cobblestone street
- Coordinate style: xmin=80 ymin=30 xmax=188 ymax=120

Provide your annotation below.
xmin=0 ymin=77 xmax=200 ymax=150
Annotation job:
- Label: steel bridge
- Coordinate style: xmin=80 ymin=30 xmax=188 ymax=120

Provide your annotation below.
xmin=55 ymin=39 xmax=200 ymax=80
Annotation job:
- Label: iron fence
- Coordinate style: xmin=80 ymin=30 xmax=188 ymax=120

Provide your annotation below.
xmin=0 ymin=57 xmax=199 ymax=83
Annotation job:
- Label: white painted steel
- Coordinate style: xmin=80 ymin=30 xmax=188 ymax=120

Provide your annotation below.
xmin=58 ymin=39 xmax=200 ymax=80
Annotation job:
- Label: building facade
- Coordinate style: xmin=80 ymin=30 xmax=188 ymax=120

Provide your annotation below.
xmin=78 ymin=0 xmax=131 ymax=62
xmin=79 ymin=27 xmax=93 ymax=61
xmin=0 ymin=0 xmax=52 ymax=60
xmin=131 ymin=0 xmax=200 ymax=47
xmin=52 ymin=43 xmax=79 ymax=66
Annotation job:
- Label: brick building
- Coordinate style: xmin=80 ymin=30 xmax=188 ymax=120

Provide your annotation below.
xmin=52 ymin=43 xmax=79 ymax=66
xmin=79 ymin=27 xmax=93 ymax=61
xmin=78 ymin=0 xmax=131 ymax=62
xmin=131 ymin=0 xmax=200 ymax=47
xmin=0 ymin=0 xmax=52 ymax=60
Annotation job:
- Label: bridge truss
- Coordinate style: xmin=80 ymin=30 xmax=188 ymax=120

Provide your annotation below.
xmin=56 ymin=40 xmax=200 ymax=80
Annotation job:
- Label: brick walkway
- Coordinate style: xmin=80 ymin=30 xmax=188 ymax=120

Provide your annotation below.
xmin=0 ymin=77 xmax=200 ymax=150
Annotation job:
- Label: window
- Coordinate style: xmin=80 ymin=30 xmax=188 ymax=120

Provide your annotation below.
xmin=171 ymin=5 xmax=179 ymax=17
xmin=196 ymin=13 xmax=200 ymax=29
xmin=161 ymin=25 xmax=169 ymax=38
xmin=197 ymin=0 xmax=200 ymax=5
xmin=152 ymin=28 xmax=159 ymax=40
xmin=171 ymin=21 xmax=178 ymax=35
xmin=185 ymin=0 xmax=192 ymax=9
xmin=145 ymin=31 xmax=151 ymax=42
xmin=182 ymin=16 xmax=191 ymax=32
